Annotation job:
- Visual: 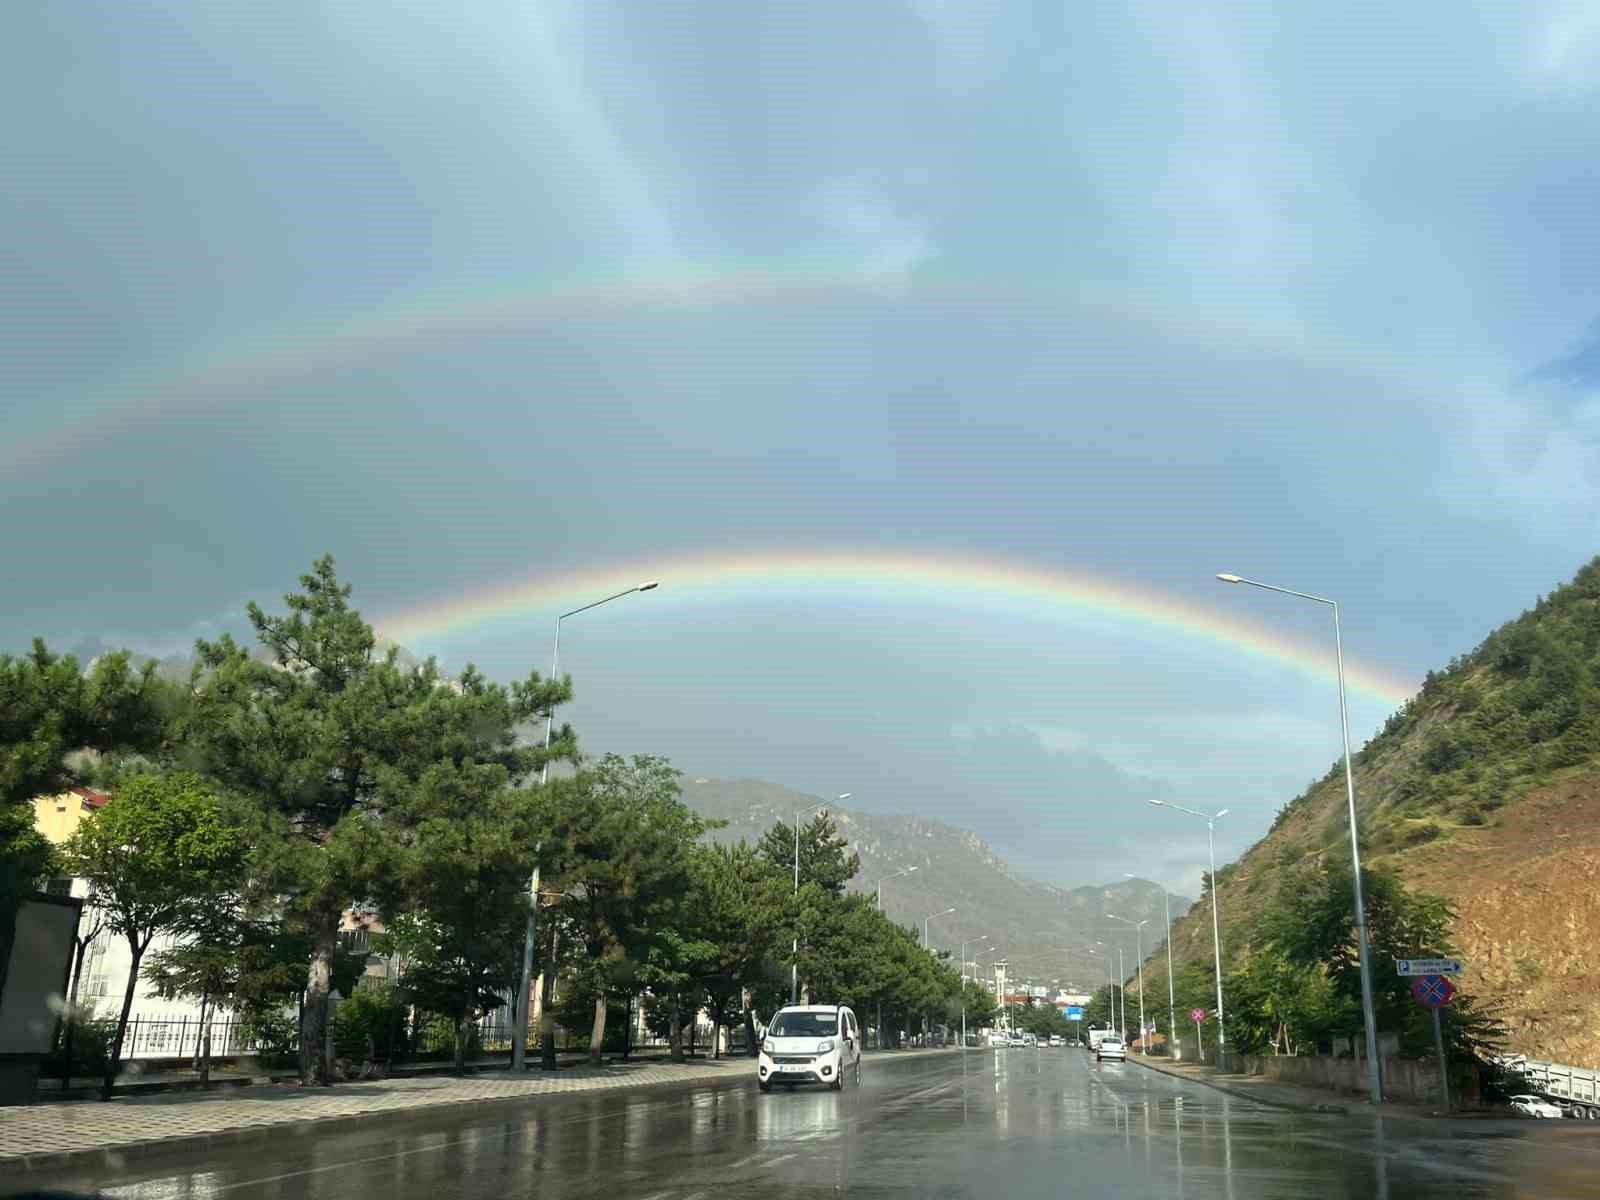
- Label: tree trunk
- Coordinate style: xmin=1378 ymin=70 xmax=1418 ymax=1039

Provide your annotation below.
xmin=669 ymin=998 xmax=683 ymax=1063
xmin=744 ymin=997 xmax=759 ymax=1059
xmin=455 ymin=976 xmax=474 ymax=1075
xmin=539 ymin=930 xmax=560 ymax=1071
xmin=299 ymin=913 xmax=339 ymax=1086
xmin=687 ymin=1012 xmax=696 ymax=1058
xmin=102 ymin=933 xmax=147 ymax=1101
xmin=589 ymin=995 xmax=607 ymax=1065
xmin=60 ymin=932 xmax=91 ymax=1091
xmin=194 ymin=990 xmax=211 ymax=1080
xmin=622 ymin=996 xmax=632 ymax=1063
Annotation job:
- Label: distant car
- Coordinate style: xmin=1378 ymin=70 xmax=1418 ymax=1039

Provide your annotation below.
xmin=1009 ymin=1032 xmax=1027 ymax=1047
xmin=1049 ymin=1035 xmax=1063 ymax=1047
xmin=1097 ymin=1037 xmax=1126 ymax=1062
xmin=757 ymin=1004 xmax=862 ymax=1092
xmin=1509 ymin=1094 xmax=1564 ymax=1119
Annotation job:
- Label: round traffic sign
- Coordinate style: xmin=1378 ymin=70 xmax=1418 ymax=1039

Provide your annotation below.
xmin=1190 ymin=1008 xmax=1207 ymax=1022
xmin=1412 ymin=974 xmax=1455 ymax=1009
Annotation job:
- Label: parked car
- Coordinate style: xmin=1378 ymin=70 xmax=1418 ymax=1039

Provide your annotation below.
xmin=1096 ymin=1036 xmax=1126 ymax=1062
xmin=1049 ymin=1035 xmax=1064 ymax=1048
xmin=1509 ymin=1094 xmax=1564 ymax=1119
xmin=757 ymin=1005 xmax=863 ymax=1092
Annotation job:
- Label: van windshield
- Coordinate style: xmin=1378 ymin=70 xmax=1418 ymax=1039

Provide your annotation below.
xmin=768 ymin=1011 xmax=838 ymax=1037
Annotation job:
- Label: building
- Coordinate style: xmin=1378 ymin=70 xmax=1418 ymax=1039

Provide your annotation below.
xmin=32 ymin=786 xmax=110 ymax=851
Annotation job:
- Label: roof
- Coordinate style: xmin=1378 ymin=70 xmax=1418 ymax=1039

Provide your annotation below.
xmin=776 ymin=1004 xmax=844 ymax=1013
xmin=69 ymin=786 xmax=111 ymax=808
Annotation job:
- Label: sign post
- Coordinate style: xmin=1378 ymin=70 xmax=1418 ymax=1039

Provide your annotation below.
xmin=1410 ymin=972 xmax=1457 ymax=1110
xmin=1191 ymin=1008 xmax=1207 ymax=1060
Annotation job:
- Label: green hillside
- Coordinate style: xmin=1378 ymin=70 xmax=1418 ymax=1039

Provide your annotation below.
xmin=1157 ymin=556 xmax=1600 ymax=1064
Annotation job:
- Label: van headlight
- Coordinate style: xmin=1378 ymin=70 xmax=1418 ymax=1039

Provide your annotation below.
xmin=816 ymin=1039 xmax=834 ymax=1054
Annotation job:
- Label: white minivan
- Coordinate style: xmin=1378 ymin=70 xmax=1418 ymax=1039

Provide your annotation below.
xmin=757 ymin=1004 xmax=863 ymax=1092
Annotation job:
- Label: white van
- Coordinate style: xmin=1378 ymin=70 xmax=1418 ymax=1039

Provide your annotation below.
xmin=757 ymin=1005 xmax=863 ymax=1092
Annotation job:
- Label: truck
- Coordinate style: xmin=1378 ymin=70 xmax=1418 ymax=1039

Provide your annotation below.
xmin=1088 ymin=1026 xmax=1113 ymax=1051
xmin=1506 ymin=1056 xmax=1600 ymax=1119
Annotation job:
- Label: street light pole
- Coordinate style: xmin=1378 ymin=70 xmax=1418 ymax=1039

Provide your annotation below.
xmin=873 ymin=865 xmax=918 ymax=908
xmin=923 ymin=906 xmax=956 ymax=948
xmin=1128 ymin=874 xmax=1177 ymax=1058
xmin=1147 ymin=800 xmax=1229 ymax=1054
xmin=1107 ymin=914 xmax=1149 ymax=1053
xmin=794 ymin=794 xmax=851 ymax=1003
xmin=1218 ymin=571 xmax=1383 ymax=1104
xmin=512 ymin=581 xmax=658 ymax=1072
xmin=959 ymin=935 xmax=990 ymax=1050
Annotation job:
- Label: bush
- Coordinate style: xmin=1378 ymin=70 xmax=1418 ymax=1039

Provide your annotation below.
xmin=238 ymin=1006 xmax=299 ymax=1068
xmin=332 ymin=981 xmax=407 ymax=1062
xmin=414 ymin=1012 xmax=479 ymax=1060
xmin=41 ymin=1011 xmax=116 ymax=1080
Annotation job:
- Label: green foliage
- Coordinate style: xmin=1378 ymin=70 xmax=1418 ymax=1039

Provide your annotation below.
xmin=331 ymin=981 xmax=408 ymax=1062
xmin=64 ymin=770 xmax=249 ymax=1094
xmin=1266 ymin=862 xmax=1504 ymax=1061
xmin=183 ymin=554 xmax=570 ymax=1081
xmin=42 ymin=1008 xmax=116 ymax=1080
xmin=238 ymin=1007 xmax=299 ymax=1068
xmin=0 ymin=641 xmax=167 ymax=948
xmin=756 ymin=811 xmax=861 ymax=897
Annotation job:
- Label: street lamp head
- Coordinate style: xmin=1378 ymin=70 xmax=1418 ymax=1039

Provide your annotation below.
xmin=636 ymin=581 xmax=660 ymax=592
xmin=1214 ymin=808 xmax=1230 ymax=820
xmin=1216 ymin=573 xmax=1243 ymax=584
xmin=1147 ymin=799 xmax=1166 ymax=808
xmin=837 ymin=792 xmax=852 ymax=801
xmin=906 ymin=865 xmax=919 ymax=874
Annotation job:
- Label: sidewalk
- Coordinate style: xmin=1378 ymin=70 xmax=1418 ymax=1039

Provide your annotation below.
xmin=1126 ymin=1054 xmax=1445 ymax=1119
xmin=2 ymin=1047 xmax=954 ymax=1177
xmin=0 ymin=1057 xmax=743 ymax=1177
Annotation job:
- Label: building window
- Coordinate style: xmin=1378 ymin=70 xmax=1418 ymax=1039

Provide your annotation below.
xmin=45 ymin=877 xmax=73 ymax=896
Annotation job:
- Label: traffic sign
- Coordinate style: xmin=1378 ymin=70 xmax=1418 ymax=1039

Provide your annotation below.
xmin=1190 ymin=1008 xmax=1207 ymax=1023
xmin=1396 ymin=958 xmax=1462 ymax=977
xmin=1412 ymin=975 xmax=1455 ymax=1009
xmin=1065 ymin=1006 xmax=1084 ymax=1020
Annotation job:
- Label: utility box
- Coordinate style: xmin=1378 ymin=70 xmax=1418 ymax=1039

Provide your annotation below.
xmin=0 ymin=893 xmax=84 ymax=1105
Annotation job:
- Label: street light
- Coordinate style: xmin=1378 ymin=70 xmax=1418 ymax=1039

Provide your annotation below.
xmin=1129 ymin=873 xmax=1177 ymax=1061
xmin=513 ymin=581 xmax=658 ymax=1071
xmin=1107 ymin=913 xmax=1150 ymax=1053
xmin=959 ymin=935 xmax=991 ymax=1050
xmin=872 ymin=865 xmax=918 ymax=908
xmin=1218 ymin=570 xmax=1382 ymax=1104
xmin=793 ymin=793 xmax=851 ymax=1003
xmin=923 ymin=906 xmax=956 ymax=948
xmin=1148 ymin=800 xmax=1229 ymax=1055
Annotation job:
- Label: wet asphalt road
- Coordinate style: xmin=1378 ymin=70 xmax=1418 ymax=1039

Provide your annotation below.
xmin=12 ymin=1048 xmax=1600 ymax=1199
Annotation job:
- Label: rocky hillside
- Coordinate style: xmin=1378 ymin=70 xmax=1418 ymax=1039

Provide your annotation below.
xmin=681 ymin=777 xmax=1191 ymax=993
xmin=1159 ymin=557 xmax=1600 ymax=1065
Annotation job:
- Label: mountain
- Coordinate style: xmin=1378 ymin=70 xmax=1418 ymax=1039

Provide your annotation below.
xmin=680 ymin=777 xmax=1193 ymax=994
xmin=1160 ymin=556 xmax=1600 ymax=1065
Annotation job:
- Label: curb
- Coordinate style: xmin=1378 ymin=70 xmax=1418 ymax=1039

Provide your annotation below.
xmin=1125 ymin=1054 xmax=1350 ymax=1114
xmin=0 ymin=1063 xmax=745 ymax=1179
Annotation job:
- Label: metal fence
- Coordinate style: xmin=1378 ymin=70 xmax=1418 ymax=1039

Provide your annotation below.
xmin=117 ymin=1015 xmax=266 ymax=1061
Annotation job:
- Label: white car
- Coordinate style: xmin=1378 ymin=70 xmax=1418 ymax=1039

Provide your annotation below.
xmin=1509 ymin=1094 xmax=1564 ymax=1119
xmin=1097 ymin=1036 xmax=1126 ymax=1062
xmin=757 ymin=1004 xmax=862 ymax=1092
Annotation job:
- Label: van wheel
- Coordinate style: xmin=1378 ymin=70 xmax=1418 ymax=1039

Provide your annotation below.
xmin=830 ymin=1072 xmax=844 ymax=1091
xmin=758 ymin=1080 xmax=771 ymax=1093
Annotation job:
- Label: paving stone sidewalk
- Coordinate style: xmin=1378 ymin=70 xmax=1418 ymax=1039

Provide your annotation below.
xmin=0 ymin=1058 xmax=742 ymax=1175
xmin=1126 ymin=1054 xmax=1450 ymax=1119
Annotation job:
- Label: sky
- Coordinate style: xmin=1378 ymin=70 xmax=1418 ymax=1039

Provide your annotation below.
xmin=5 ymin=2 xmax=1599 ymax=896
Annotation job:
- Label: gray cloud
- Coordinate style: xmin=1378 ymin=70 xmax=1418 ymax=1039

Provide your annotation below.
xmin=4 ymin=1 xmax=1598 ymax=894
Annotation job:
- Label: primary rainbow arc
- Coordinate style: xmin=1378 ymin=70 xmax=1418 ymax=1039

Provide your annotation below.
xmin=372 ymin=547 xmax=1415 ymax=708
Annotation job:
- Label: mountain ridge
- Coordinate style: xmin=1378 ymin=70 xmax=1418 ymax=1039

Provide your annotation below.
xmin=681 ymin=776 xmax=1193 ymax=994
